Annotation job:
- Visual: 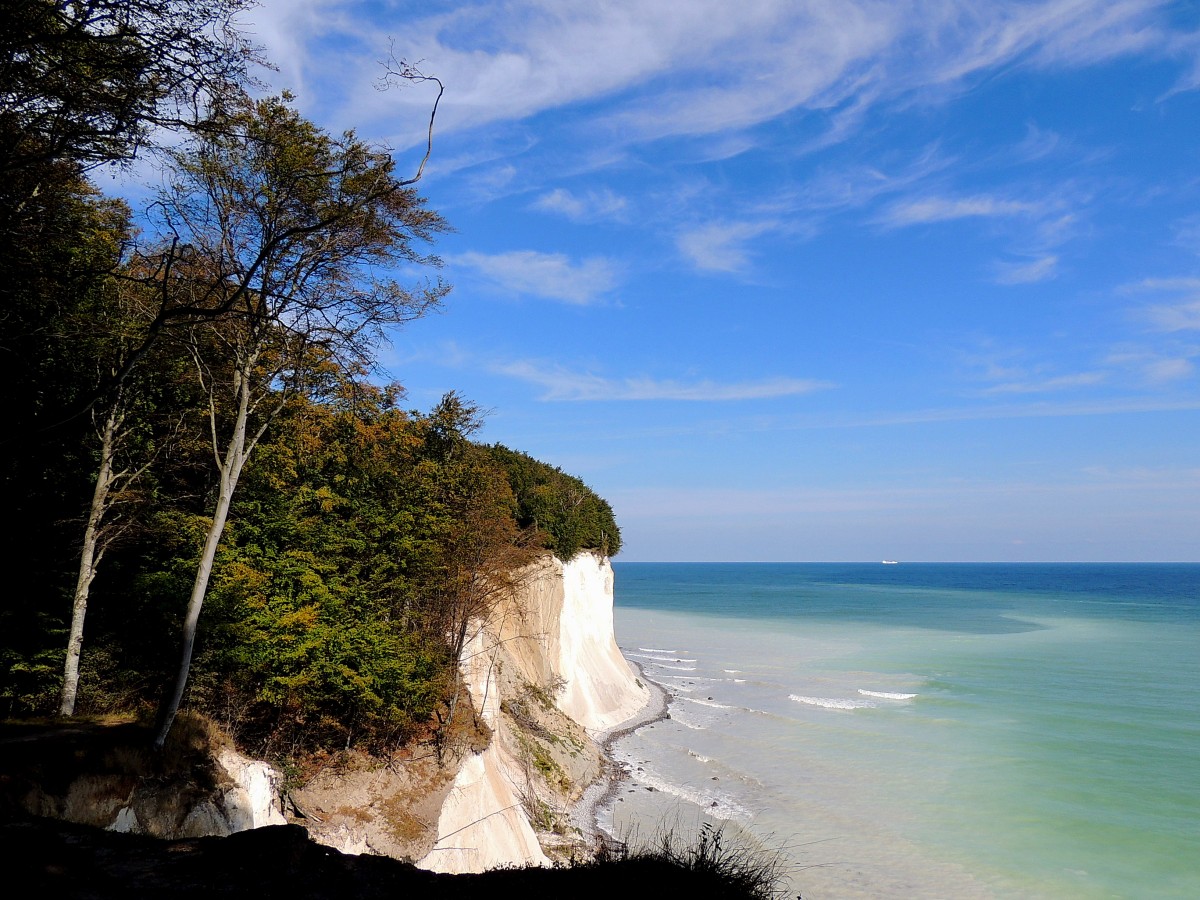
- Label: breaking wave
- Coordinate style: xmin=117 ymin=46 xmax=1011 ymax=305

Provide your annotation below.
xmin=684 ymin=696 xmax=736 ymax=710
xmin=628 ymin=769 xmax=752 ymax=822
xmin=789 ymin=694 xmax=875 ymax=710
xmin=858 ymin=689 xmax=917 ymax=700
xmin=627 ymin=652 xmax=682 ymax=662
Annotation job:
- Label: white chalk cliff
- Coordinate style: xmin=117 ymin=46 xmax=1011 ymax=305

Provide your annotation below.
xmin=19 ymin=742 xmax=285 ymax=839
xmin=10 ymin=552 xmax=644 ymax=869
xmin=418 ymin=552 xmax=648 ymax=874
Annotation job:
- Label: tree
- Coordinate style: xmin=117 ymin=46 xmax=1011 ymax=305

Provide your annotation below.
xmin=409 ymin=395 xmax=537 ymax=759
xmin=487 ymin=444 xmax=622 ymax=558
xmin=58 ymin=270 xmax=195 ymax=716
xmin=0 ymin=169 xmax=134 ymax=715
xmin=0 ymin=0 xmax=260 ymax=181
xmin=150 ymin=91 xmax=448 ymax=747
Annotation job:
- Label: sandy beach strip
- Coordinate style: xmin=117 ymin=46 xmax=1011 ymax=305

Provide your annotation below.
xmin=568 ymin=661 xmax=671 ymax=846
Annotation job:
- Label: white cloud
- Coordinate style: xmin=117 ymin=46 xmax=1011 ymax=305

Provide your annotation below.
xmin=1105 ymin=347 xmax=1198 ymax=385
xmin=1144 ymin=301 xmax=1200 ymax=331
xmin=1124 ymin=277 xmax=1200 ymax=293
xmin=1141 ymin=357 xmax=1195 ymax=383
xmin=533 ymin=188 xmax=628 ymax=222
xmin=882 ymin=194 xmax=1043 ymax=227
xmin=881 ymin=190 xmax=1074 ymax=280
xmin=246 ymin=0 xmax=1183 ymax=152
xmin=1122 ymin=278 xmax=1200 ymax=331
xmin=919 ymin=0 xmax=1167 ymax=89
xmin=995 ymin=254 xmax=1059 ymax=284
xmin=982 ymin=371 xmax=1107 ymax=395
xmin=454 ymin=250 xmax=618 ymax=305
xmin=496 ymin=360 xmax=834 ymax=401
xmin=676 ymin=220 xmax=776 ymax=272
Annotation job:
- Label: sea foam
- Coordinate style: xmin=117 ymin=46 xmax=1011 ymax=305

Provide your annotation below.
xmin=627 ymin=767 xmax=753 ymax=822
xmin=684 ymin=696 xmax=736 ymax=710
xmin=789 ymin=694 xmax=875 ymax=710
xmin=627 ymin=652 xmax=682 ymax=662
xmin=858 ymin=689 xmax=917 ymax=700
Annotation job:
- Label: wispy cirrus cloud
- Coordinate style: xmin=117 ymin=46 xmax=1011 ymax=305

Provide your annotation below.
xmin=453 ymin=250 xmax=619 ymax=305
xmin=880 ymin=189 xmax=1077 ymax=283
xmin=676 ymin=220 xmax=777 ymax=272
xmin=247 ymin=0 xmax=1187 ymax=153
xmin=994 ymin=254 xmax=1060 ymax=284
xmin=880 ymin=193 xmax=1044 ymax=227
xmin=1104 ymin=345 xmax=1199 ymax=386
xmin=1122 ymin=277 xmax=1200 ymax=331
xmin=1146 ymin=300 xmax=1200 ymax=332
xmin=963 ymin=333 xmax=1197 ymax=398
xmin=958 ymin=342 xmax=1109 ymax=397
xmin=532 ymin=187 xmax=628 ymax=222
xmin=982 ymin=370 xmax=1107 ymax=395
xmin=495 ymin=360 xmax=834 ymax=401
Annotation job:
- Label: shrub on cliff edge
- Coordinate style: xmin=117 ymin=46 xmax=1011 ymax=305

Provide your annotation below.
xmin=485 ymin=444 xmax=621 ymax=559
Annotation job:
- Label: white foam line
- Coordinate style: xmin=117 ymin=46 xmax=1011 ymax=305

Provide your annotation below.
xmin=638 ymin=647 xmax=676 ymax=653
xmin=629 ymin=769 xmax=752 ymax=823
xmin=858 ymin=689 xmax=917 ymax=700
xmin=789 ymin=694 xmax=875 ymax=710
xmin=683 ymin=697 xmax=736 ymax=710
xmin=654 ymin=664 xmax=697 ymax=671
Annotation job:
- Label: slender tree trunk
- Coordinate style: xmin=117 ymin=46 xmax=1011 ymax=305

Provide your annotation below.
xmin=59 ymin=402 xmax=121 ymax=716
xmin=154 ymin=369 xmax=251 ymax=748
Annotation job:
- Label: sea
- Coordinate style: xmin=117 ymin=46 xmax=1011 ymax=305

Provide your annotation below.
xmin=600 ymin=563 xmax=1200 ymax=899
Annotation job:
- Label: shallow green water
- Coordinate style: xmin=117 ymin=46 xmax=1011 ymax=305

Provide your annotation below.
xmin=605 ymin=564 xmax=1200 ymax=899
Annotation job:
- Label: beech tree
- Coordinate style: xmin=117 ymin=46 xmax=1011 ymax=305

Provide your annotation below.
xmin=150 ymin=91 xmax=448 ymax=746
xmin=0 ymin=0 xmax=260 ymax=180
xmin=58 ymin=270 xmax=195 ymax=716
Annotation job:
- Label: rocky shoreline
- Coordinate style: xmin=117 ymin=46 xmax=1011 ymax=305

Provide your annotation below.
xmin=569 ymin=660 xmax=671 ymax=847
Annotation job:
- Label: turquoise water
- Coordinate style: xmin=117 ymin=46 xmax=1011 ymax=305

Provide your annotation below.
xmin=604 ymin=564 xmax=1200 ymax=899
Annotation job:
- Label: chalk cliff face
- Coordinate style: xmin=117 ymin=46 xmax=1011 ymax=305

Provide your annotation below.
xmin=7 ymin=553 xmax=644 ymax=873
xmin=555 ymin=555 xmax=648 ymax=733
xmin=14 ymin=739 xmax=285 ymax=839
xmin=417 ymin=552 xmax=648 ymax=874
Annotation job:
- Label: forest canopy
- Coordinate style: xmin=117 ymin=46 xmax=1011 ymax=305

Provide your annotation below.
xmin=486 ymin=444 xmax=622 ymax=560
xmin=0 ymin=2 xmax=620 ymax=757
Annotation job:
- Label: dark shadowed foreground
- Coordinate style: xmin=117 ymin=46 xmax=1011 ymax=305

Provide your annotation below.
xmin=0 ymin=722 xmax=790 ymax=898
xmin=3 ymin=815 xmax=790 ymax=899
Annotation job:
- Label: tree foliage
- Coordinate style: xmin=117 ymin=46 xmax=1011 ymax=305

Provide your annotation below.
xmin=486 ymin=444 xmax=621 ymax=559
xmin=0 ymin=0 xmax=260 ymax=178
xmin=0 ymin=9 xmax=624 ymax=764
xmin=147 ymin=91 xmax=448 ymax=746
xmin=179 ymin=388 xmax=533 ymax=755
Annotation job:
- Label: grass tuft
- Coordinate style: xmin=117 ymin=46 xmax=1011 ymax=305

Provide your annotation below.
xmin=573 ymin=822 xmax=793 ymax=899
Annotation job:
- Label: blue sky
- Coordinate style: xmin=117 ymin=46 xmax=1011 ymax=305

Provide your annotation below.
xmin=235 ymin=0 xmax=1200 ymax=562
